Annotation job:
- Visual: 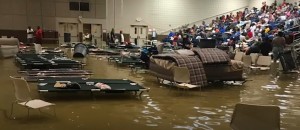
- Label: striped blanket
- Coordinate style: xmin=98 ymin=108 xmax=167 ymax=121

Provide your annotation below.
xmin=193 ymin=48 xmax=230 ymax=64
xmin=152 ymin=54 xmax=207 ymax=86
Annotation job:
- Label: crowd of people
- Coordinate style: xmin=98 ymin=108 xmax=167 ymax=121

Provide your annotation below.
xmin=165 ymin=0 xmax=300 ymax=62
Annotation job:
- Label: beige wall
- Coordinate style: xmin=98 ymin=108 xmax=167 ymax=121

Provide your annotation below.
xmin=0 ymin=0 xmax=106 ymax=31
xmin=107 ymin=0 xmax=249 ymax=34
xmin=2 ymin=0 xmax=298 ymax=36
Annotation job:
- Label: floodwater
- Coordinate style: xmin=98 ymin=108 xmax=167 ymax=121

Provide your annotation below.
xmin=1 ymin=48 xmax=300 ymax=130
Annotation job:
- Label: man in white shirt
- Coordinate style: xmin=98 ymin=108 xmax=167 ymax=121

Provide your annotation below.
xmin=151 ymin=29 xmax=157 ymax=40
xmin=27 ymin=26 xmax=34 ymax=45
xmin=250 ymin=23 xmax=256 ymax=37
xmin=120 ymin=30 xmax=124 ymax=44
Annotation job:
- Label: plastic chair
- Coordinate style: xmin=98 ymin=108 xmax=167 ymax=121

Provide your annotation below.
xmin=157 ymin=43 xmax=164 ymax=54
xmin=234 ymin=52 xmax=244 ymax=61
xmin=230 ymin=103 xmax=280 ymax=130
xmin=242 ymin=55 xmax=252 ymax=68
xmin=242 ymin=55 xmax=252 ymax=73
xmin=256 ymin=56 xmax=272 ymax=70
xmin=173 ymin=66 xmax=198 ymax=89
xmin=250 ymin=53 xmax=259 ymax=65
xmin=34 ymin=43 xmax=42 ymax=54
xmin=256 ymin=56 xmax=272 ymax=66
xmin=10 ymin=76 xmax=56 ymax=118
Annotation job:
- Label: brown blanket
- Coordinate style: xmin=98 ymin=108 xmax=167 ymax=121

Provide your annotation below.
xmin=193 ymin=48 xmax=230 ymax=64
xmin=152 ymin=54 xmax=207 ymax=86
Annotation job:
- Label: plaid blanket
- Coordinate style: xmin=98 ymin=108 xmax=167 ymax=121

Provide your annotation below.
xmin=152 ymin=54 xmax=207 ymax=86
xmin=193 ymin=48 xmax=230 ymax=64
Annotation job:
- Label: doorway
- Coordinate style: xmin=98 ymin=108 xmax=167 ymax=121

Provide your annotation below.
xmin=91 ymin=24 xmax=102 ymax=47
xmin=82 ymin=24 xmax=102 ymax=46
xmin=83 ymin=24 xmax=92 ymax=43
xmin=130 ymin=25 xmax=148 ymax=47
xmin=58 ymin=23 xmax=78 ymax=44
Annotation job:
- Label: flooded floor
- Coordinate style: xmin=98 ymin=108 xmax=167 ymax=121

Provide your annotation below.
xmin=1 ymin=49 xmax=300 ymax=130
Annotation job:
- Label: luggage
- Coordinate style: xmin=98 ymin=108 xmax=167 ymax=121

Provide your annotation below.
xmin=279 ymin=50 xmax=297 ymax=71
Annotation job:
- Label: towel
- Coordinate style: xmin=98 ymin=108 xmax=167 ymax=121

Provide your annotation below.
xmin=95 ymin=83 xmax=111 ymax=90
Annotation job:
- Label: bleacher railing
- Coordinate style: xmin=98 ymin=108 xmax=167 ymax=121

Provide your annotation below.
xmin=160 ymin=6 xmax=249 ymax=35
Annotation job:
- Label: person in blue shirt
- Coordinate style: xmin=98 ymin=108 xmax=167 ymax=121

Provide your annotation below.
xmin=232 ymin=29 xmax=240 ymax=41
xmin=168 ymin=31 xmax=175 ymax=38
xmin=219 ymin=26 xmax=226 ymax=34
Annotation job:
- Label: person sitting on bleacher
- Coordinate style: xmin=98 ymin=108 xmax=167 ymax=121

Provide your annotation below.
xmin=245 ymin=37 xmax=262 ymax=55
xmin=260 ymin=37 xmax=273 ymax=56
xmin=272 ymin=31 xmax=286 ymax=62
xmin=182 ymin=29 xmax=193 ymax=49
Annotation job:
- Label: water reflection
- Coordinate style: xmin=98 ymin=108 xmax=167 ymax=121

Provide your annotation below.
xmin=134 ymin=94 xmax=162 ymax=127
xmin=241 ymin=72 xmax=300 ymax=129
xmin=1 ymin=52 xmax=300 ymax=129
xmin=170 ymin=106 xmax=234 ymax=130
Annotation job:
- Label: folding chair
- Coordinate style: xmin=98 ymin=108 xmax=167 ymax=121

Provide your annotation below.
xmin=230 ymin=103 xmax=280 ymax=130
xmin=34 ymin=43 xmax=42 ymax=54
xmin=242 ymin=55 xmax=252 ymax=68
xmin=157 ymin=43 xmax=164 ymax=54
xmin=234 ymin=52 xmax=244 ymax=61
xmin=256 ymin=56 xmax=272 ymax=70
xmin=242 ymin=55 xmax=252 ymax=73
xmin=250 ymin=53 xmax=259 ymax=65
xmin=10 ymin=76 xmax=56 ymax=118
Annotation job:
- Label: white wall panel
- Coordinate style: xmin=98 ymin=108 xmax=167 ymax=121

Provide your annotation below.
xmin=11 ymin=0 xmax=27 ymax=15
xmin=0 ymin=15 xmax=13 ymax=29
xmin=27 ymin=15 xmax=42 ymax=28
xmin=109 ymin=0 xmax=249 ymax=34
xmin=0 ymin=0 xmax=12 ymax=15
xmin=12 ymin=15 xmax=27 ymax=30
xmin=43 ymin=17 xmax=56 ymax=30
xmin=0 ymin=0 xmax=106 ymax=30
xmin=42 ymin=0 xmax=56 ymax=16
xmin=27 ymin=0 xmax=42 ymax=16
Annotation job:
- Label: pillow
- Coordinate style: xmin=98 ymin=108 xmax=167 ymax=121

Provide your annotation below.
xmin=174 ymin=49 xmax=195 ymax=56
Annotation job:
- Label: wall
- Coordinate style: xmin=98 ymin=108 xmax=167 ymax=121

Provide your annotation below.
xmin=6 ymin=0 xmax=297 ymax=41
xmin=248 ymin=0 xmax=299 ymax=9
xmin=107 ymin=0 xmax=249 ymax=34
xmin=0 ymin=0 xmax=106 ymax=31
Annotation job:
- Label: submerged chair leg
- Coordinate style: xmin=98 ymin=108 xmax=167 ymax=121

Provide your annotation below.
xmin=39 ymin=108 xmax=42 ymax=116
xmin=10 ymin=102 xmax=15 ymax=118
xmin=27 ymin=108 xmax=30 ymax=119
xmin=53 ymin=106 xmax=56 ymax=117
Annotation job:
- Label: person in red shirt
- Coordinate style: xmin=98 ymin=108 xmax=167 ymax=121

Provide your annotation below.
xmin=35 ymin=26 xmax=43 ymax=44
xmin=247 ymin=29 xmax=253 ymax=39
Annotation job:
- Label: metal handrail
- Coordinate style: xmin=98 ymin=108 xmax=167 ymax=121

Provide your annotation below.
xmin=160 ymin=6 xmax=249 ymax=35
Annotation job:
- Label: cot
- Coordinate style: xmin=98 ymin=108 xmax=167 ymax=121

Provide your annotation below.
xmin=15 ymin=53 xmax=83 ymax=70
xmin=37 ymin=78 xmax=149 ymax=97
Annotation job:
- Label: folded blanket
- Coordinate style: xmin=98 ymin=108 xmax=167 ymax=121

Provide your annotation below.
xmin=193 ymin=48 xmax=230 ymax=64
xmin=152 ymin=54 xmax=207 ymax=86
